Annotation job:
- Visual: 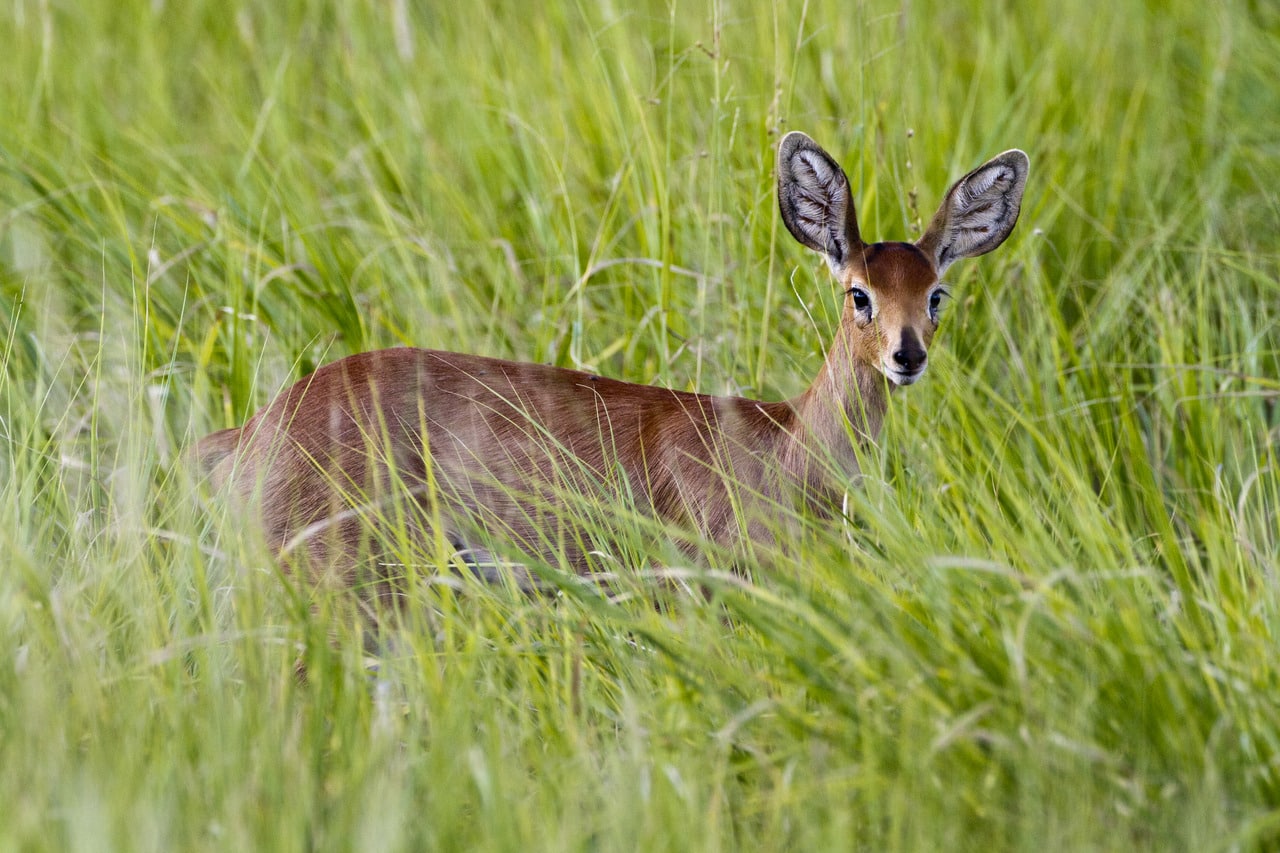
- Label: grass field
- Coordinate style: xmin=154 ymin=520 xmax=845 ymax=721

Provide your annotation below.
xmin=2 ymin=0 xmax=1279 ymax=849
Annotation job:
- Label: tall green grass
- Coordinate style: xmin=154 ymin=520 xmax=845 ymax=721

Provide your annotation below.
xmin=1 ymin=0 xmax=1278 ymax=848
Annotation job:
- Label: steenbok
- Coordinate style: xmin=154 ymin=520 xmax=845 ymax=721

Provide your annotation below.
xmin=198 ymin=133 xmax=1028 ymax=594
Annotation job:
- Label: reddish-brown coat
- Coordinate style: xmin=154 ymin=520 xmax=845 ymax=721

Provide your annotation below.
xmin=196 ymin=133 xmax=1028 ymax=593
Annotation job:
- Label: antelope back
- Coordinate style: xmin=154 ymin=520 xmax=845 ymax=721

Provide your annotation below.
xmin=199 ymin=349 xmax=805 ymax=585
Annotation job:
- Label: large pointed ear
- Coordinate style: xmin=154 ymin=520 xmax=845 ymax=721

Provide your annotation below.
xmin=917 ymin=149 xmax=1029 ymax=275
xmin=777 ymin=132 xmax=863 ymax=272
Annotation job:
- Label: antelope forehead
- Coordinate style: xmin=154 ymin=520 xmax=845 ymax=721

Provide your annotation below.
xmin=858 ymin=242 xmax=938 ymax=295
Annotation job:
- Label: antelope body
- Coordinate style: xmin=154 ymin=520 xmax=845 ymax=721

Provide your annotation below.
xmin=198 ymin=133 xmax=1028 ymax=591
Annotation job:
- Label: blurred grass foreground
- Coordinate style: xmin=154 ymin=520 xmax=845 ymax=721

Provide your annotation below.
xmin=1 ymin=0 xmax=1278 ymax=849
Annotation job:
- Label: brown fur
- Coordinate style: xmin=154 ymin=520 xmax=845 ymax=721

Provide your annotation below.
xmin=196 ymin=133 xmax=1028 ymax=593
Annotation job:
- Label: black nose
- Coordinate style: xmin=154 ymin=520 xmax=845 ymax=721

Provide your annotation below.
xmin=892 ymin=342 xmax=927 ymax=373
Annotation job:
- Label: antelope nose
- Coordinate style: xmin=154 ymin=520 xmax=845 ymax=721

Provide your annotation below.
xmin=892 ymin=347 xmax=927 ymax=373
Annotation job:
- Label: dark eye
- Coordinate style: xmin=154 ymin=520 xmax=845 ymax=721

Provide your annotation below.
xmin=928 ymin=289 xmax=946 ymax=321
xmin=849 ymin=287 xmax=871 ymax=312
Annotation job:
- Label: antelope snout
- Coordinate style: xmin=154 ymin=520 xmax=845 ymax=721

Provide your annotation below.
xmin=883 ymin=329 xmax=929 ymax=386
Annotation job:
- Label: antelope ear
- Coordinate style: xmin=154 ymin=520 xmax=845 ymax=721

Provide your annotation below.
xmin=777 ymin=132 xmax=864 ymax=272
xmin=918 ymin=149 xmax=1029 ymax=275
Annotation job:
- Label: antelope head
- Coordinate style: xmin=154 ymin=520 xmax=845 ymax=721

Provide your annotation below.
xmin=778 ymin=132 xmax=1029 ymax=388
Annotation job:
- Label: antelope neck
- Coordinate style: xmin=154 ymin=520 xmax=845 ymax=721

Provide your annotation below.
xmin=793 ymin=350 xmax=888 ymax=448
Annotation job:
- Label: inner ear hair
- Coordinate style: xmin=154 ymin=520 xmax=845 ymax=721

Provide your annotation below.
xmin=918 ymin=149 xmax=1029 ymax=273
xmin=777 ymin=132 xmax=863 ymax=269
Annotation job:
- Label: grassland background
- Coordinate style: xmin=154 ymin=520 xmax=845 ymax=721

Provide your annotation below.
xmin=1 ymin=0 xmax=1278 ymax=849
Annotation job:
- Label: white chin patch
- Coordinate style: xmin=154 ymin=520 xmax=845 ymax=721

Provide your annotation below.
xmin=883 ymin=365 xmax=925 ymax=386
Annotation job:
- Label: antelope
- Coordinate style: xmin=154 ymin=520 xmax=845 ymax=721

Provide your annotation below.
xmin=197 ymin=133 xmax=1028 ymax=596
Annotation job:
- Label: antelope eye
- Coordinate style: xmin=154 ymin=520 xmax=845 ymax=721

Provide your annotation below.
xmin=849 ymin=287 xmax=871 ymax=312
xmin=928 ymin=288 xmax=947 ymax=321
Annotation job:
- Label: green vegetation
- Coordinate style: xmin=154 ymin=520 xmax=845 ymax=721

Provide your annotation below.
xmin=2 ymin=0 xmax=1278 ymax=848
